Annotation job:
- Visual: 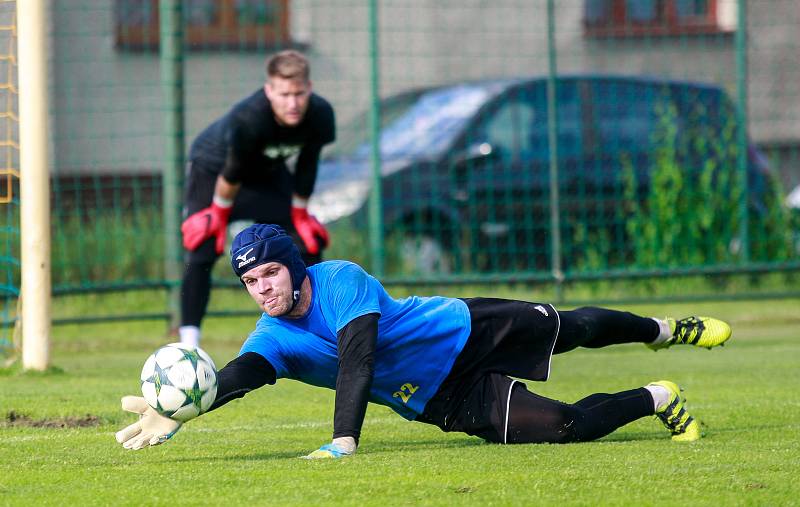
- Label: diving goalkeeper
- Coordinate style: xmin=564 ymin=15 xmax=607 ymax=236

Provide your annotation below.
xmin=116 ymin=224 xmax=732 ymax=458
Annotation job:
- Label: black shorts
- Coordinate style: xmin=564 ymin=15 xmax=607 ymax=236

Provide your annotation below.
xmin=416 ymin=298 xmax=560 ymax=443
xmin=183 ymin=160 xmax=321 ymax=265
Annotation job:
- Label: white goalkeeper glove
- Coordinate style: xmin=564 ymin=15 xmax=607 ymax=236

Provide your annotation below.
xmin=302 ymin=436 xmax=357 ymax=459
xmin=115 ymin=396 xmax=183 ymax=450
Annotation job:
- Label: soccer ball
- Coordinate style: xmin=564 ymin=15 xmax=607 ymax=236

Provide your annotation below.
xmin=140 ymin=343 xmax=218 ymax=422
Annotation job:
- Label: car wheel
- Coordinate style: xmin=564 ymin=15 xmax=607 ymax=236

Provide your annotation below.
xmin=399 ymin=234 xmax=453 ymax=275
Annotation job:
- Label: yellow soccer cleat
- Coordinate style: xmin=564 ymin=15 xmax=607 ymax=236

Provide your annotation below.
xmin=648 ymin=380 xmax=701 ymax=442
xmin=648 ymin=316 xmax=732 ymax=351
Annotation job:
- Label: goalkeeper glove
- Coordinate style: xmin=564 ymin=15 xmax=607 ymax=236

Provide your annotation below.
xmin=115 ymin=396 xmax=183 ymax=450
xmin=181 ymin=200 xmax=233 ymax=254
xmin=302 ymin=436 xmax=357 ymax=459
xmin=291 ymin=205 xmax=329 ymax=255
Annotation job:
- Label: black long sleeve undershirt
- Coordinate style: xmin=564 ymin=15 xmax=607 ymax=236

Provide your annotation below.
xmin=205 ymin=314 xmax=378 ymax=445
xmin=332 ymin=313 xmax=379 ymax=443
xmin=207 ymin=352 xmax=277 ymax=413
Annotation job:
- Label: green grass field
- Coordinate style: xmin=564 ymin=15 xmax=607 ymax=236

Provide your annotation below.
xmin=1 ymin=295 xmax=799 ymax=506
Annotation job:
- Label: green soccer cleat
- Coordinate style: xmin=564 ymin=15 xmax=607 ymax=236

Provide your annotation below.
xmin=648 ymin=380 xmax=701 ymax=442
xmin=648 ymin=316 xmax=732 ymax=351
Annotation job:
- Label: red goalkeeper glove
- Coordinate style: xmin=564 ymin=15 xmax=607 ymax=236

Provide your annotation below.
xmin=291 ymin=206 xmax=329 ymax=255
xmin=181 ymin=201 xmax=232 ymax=254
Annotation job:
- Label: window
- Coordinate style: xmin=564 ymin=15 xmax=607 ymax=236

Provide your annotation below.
xmin=590 ymin=80 xmax=663 ymax=154
xmin=523 ymin=82 xmax=584 ymax=161
xmin=115 ymin=0 xmax=291 ymax=51
xmin=584 ymin=0 xmax=734 ymax=37
xmin=484 ymin=99 xmax=537 ymax=162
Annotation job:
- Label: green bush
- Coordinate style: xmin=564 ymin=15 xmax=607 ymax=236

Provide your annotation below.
xmin=577 ymin=94 xmax=794 ymax=271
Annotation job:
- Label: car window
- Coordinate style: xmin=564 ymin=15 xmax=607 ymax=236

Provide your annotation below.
xmin=478 ymin=93 xmax=537 ymax=162
xmin=590 ymin=80 xmax=665 ymax=155
xmin=376 ymin=86 xmax=491 ymax=160
xmin=671 ymin=85 xmax=733 ymax=154
xmin=331 ymin=85 xmax=492 ymax=162
xmin=465 ymin=81 xmax=586 ymax=163
xmin=328 ymin=91 xmax=423 ymax=159
xmin=554 ymin=82 xmax=583 ymax=158
xmin=526 ymin=81 xmax=582 ymax=160
xmin=497 ymin=81 xmax=582 ymax=162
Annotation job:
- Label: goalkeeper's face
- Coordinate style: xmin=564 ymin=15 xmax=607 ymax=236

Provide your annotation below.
xmin=241 ymin=262 xmax=295 ymax=317
xmin=264 ymin=76 xmax=312 ymax=127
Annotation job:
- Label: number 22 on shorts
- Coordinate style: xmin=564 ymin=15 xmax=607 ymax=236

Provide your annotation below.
xmin=392 ymin=383 xmax=419 ymax=404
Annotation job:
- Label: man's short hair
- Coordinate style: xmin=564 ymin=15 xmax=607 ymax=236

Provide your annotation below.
xmin=266 ymin=50 xmax=310 ymax=82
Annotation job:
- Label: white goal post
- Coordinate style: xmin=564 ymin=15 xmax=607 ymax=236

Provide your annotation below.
xmin=17 ymin=0 xmax=51 ymax=371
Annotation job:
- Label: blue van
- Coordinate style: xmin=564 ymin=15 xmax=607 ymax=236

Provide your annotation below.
xmin=311 ymin=75 xmax=772 ymax=273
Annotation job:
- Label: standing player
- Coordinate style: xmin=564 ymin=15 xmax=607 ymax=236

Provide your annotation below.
xmin=179 ymin=50 xmax=334 ymax=348
xmin=117 ymin=224 xmax=733 ymax=457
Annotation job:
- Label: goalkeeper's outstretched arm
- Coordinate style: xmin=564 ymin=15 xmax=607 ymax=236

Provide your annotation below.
xmin=304 ymin=313 xmax=378 ymax=459
xmin=209 ymin=352 xmax=277 ymax=411
xmin=115 ymin=352 xmax=277 ymax=450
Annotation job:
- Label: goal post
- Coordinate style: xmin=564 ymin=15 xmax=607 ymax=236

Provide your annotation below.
xmin=17 ymin=0 xmax=51 ymax=371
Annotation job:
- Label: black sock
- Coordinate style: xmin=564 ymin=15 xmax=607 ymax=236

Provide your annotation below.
xmin=554 ymin=307 xmax=660 ymax=353
xmin=180 ymin=261 xmax=214 ymax=327
xmin=507 ymin=386 xmax=654 ymax=444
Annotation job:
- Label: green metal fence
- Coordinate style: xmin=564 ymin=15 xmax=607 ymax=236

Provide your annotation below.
xmin=8 ymin=0 xmax=800 ymax=327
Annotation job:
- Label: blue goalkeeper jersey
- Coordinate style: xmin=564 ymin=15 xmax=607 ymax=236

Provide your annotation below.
xmin=239 ymin=260 xmax=471 ymax=419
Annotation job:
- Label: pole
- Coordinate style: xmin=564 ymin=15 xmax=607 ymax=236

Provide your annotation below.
xmin=367 ymin=0 xmax=383 ymax=276
xmin=159 ymin=0 xmax=185 ymax=330
xmin=546 ymin=0 xmax=564 ymax=300
xmin=734 ymin=0 xmax=749 ymax=261
xmin=17 ymin=0 xmax=52 ymax=370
